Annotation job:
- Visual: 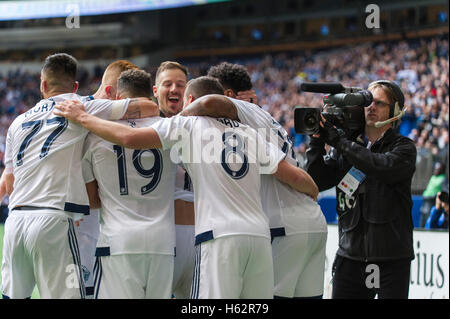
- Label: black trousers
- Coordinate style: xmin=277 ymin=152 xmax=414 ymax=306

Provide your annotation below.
xmin=331 ymin=255 xmax=411 ymax=299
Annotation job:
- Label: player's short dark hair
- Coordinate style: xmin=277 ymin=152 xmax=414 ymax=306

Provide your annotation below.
xmin=207 ymin=62 xmax=252 ymax=94
xmin=155 ymin=61 xmax=188 ymax=85
xmin=185 ymin=76 xmax=224 ymax=100
xmin=117 ymin=69 xmax=152 ymax=98
xmin=42 ymin=53 xmax=77 ymax=89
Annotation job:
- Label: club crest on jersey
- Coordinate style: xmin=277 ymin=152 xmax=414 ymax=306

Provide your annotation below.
xmin=128 ymin=120 xmax=136 ymax=128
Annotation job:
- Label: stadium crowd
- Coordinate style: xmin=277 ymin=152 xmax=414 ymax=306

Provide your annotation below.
xmin=1 ymin=35 xmax=448 ymax=196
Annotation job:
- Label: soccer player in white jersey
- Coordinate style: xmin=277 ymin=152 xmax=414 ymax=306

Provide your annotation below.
xmin=83 ymin=69 xmax=177 ymax=299
xmin=0 ymin=53 xmax=159 ymax=299
xmin=76 ymin=60 xmax=139 ymax=298
xmin=183 ymin=63 xmax=328 ymax=298
xmin=152 ymin=61 xmax=195 ymax=298
xmin=154 ymin=62 xmax=260 ymax=298
xmin=54 ymin=76 xmax=319 ymax=299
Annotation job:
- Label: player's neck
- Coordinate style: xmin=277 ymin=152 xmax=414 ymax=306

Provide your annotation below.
xmin=159 ymin=108 xmax=169 ymax=118
xmin=92 ymin=87 xmax=102 ymax=99
xmin=44 ymin=89 xmax=73 ymax=99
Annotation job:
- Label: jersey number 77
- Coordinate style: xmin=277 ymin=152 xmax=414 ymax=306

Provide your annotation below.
xmin=16 ymin=117 xmax=68 ymax=166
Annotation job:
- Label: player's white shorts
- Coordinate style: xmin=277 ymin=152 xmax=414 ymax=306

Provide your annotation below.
xmin=272 ymin=231 xmax=327 ymax=298
xmin=75 ymin=209 xmax=100 ymax=298
xmin=1 ymin=210 xmax=85 ymax=299
xmin=173 ymin=224 xmax=195 ymax=299
xmin=93 ymin=253 xmax=174 ymax=299
xmin=190 ymin=235 xmax=274 ymax=299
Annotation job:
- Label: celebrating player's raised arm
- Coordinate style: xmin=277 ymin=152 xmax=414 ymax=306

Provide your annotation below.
xmin=273 ymin=160 xmax=319 ymax=201
xmin=54 ymin=100 xmax=162 ymax=149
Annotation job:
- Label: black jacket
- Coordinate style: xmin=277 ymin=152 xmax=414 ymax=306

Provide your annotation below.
xmin=305 ymin=128 xmax=416 ymax=262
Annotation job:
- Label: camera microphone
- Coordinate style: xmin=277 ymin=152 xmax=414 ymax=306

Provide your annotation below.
xmin=323 ymin=90 xmax=373 ymax=107
xmin=300 ymin=82 xmax=345 ymax=94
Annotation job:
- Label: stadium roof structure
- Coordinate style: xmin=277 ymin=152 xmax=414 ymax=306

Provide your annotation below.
xmin=0 ymin=0 xmax=230 ymax=21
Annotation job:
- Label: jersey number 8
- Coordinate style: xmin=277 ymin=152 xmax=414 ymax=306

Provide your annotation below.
xmin=221 ymin=132 xmax=249 ymax=179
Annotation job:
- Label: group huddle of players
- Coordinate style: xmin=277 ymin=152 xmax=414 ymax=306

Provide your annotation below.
xmin=0 ymin=54 xmax=327 ymax=299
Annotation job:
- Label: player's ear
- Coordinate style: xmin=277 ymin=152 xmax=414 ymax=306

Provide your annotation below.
xmin=182 ymin=94 xmax=194 ymax=108
xmin=40 ymin=79 xmax=47 ymax=94
xmin=105 ymin=85 xmax=115 ymax=100
xmin=224 ymin=89 xmax=236 ymax=98
xmin=72 ymin=81 xmax=79 ymax=93
xmin=152 ymin=85 xmax=158 ymax=99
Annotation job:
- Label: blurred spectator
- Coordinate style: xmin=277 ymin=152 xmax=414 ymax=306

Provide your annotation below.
xmin=420 ymin=162 xmax=447 ymax=227
xmin=412 ymin=136 xmax=435 ymax=193
xmin=425 ymin=191 xmax=449 ymax=229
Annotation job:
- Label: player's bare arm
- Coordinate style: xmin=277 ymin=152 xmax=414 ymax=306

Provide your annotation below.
xmin=0 ymin=168 xmax=14 ymax=200
xmin=0 ymin=172 xmax=6 ymax=200
xmin=85 ymin=180 xmax=101 ymax=209
xmin=273 ymin=160 xmax=319 ymax=200
xmin=54 ymin=100 xmax=162 ymax=150
xmin=121 ymin=97 xmax=159 ymax=119
xmin=174 ymin=200 xmax=195 ymax=225
xmin=180 ymin=94 xmax=239 ymax=120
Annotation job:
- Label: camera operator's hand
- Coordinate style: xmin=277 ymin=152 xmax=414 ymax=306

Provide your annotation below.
xmin=319 ymin=115 xmax=345 ymax=148
xmin=311 ymin=105 xmax=332 ymax=139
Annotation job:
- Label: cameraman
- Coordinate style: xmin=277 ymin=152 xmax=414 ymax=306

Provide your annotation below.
xmin=425 ymin=191 xmax=449 ymax=229
xmin=305 ymin=81 xmax=417 ymax=299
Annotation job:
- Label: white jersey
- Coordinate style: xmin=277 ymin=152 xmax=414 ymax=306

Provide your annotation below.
xmin=228 ymin=97 xmax=328 ymax=235
xmin=152 ymin=115 xmax=285 ymax=243
xmin=82 ymin=117 xmax=176 ymax=256
xmin=4 ymin=93 xmax=129 ymax=216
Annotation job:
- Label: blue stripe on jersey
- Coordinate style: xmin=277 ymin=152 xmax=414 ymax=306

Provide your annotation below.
xmin=194 ymin=230 xmax=214 ymax=246
xmin=64 ymin=202 xmax=90 ymax=214
xmin=93 ymin=257 xmax=103 ymax=299
xmin=82 ymin=95 xmax=95 ymax=102
xmin=270 ymin=227 xmax=286 ymax=240
xmin=69 ymin=219 xmax=86 ymax=298
xmin=95 ymin=247 xmax=111 ymax=256
xmin=86 ymin=286 xmax=95 ymax=296
xmin=190 ymin=244 xmax=201 ymax=299
xmin=67 ymin=219 xmax=86 ymax=299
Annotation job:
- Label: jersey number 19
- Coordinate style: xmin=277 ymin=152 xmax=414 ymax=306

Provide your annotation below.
xmin=113 ymin=145 xmax=163 ymax=196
